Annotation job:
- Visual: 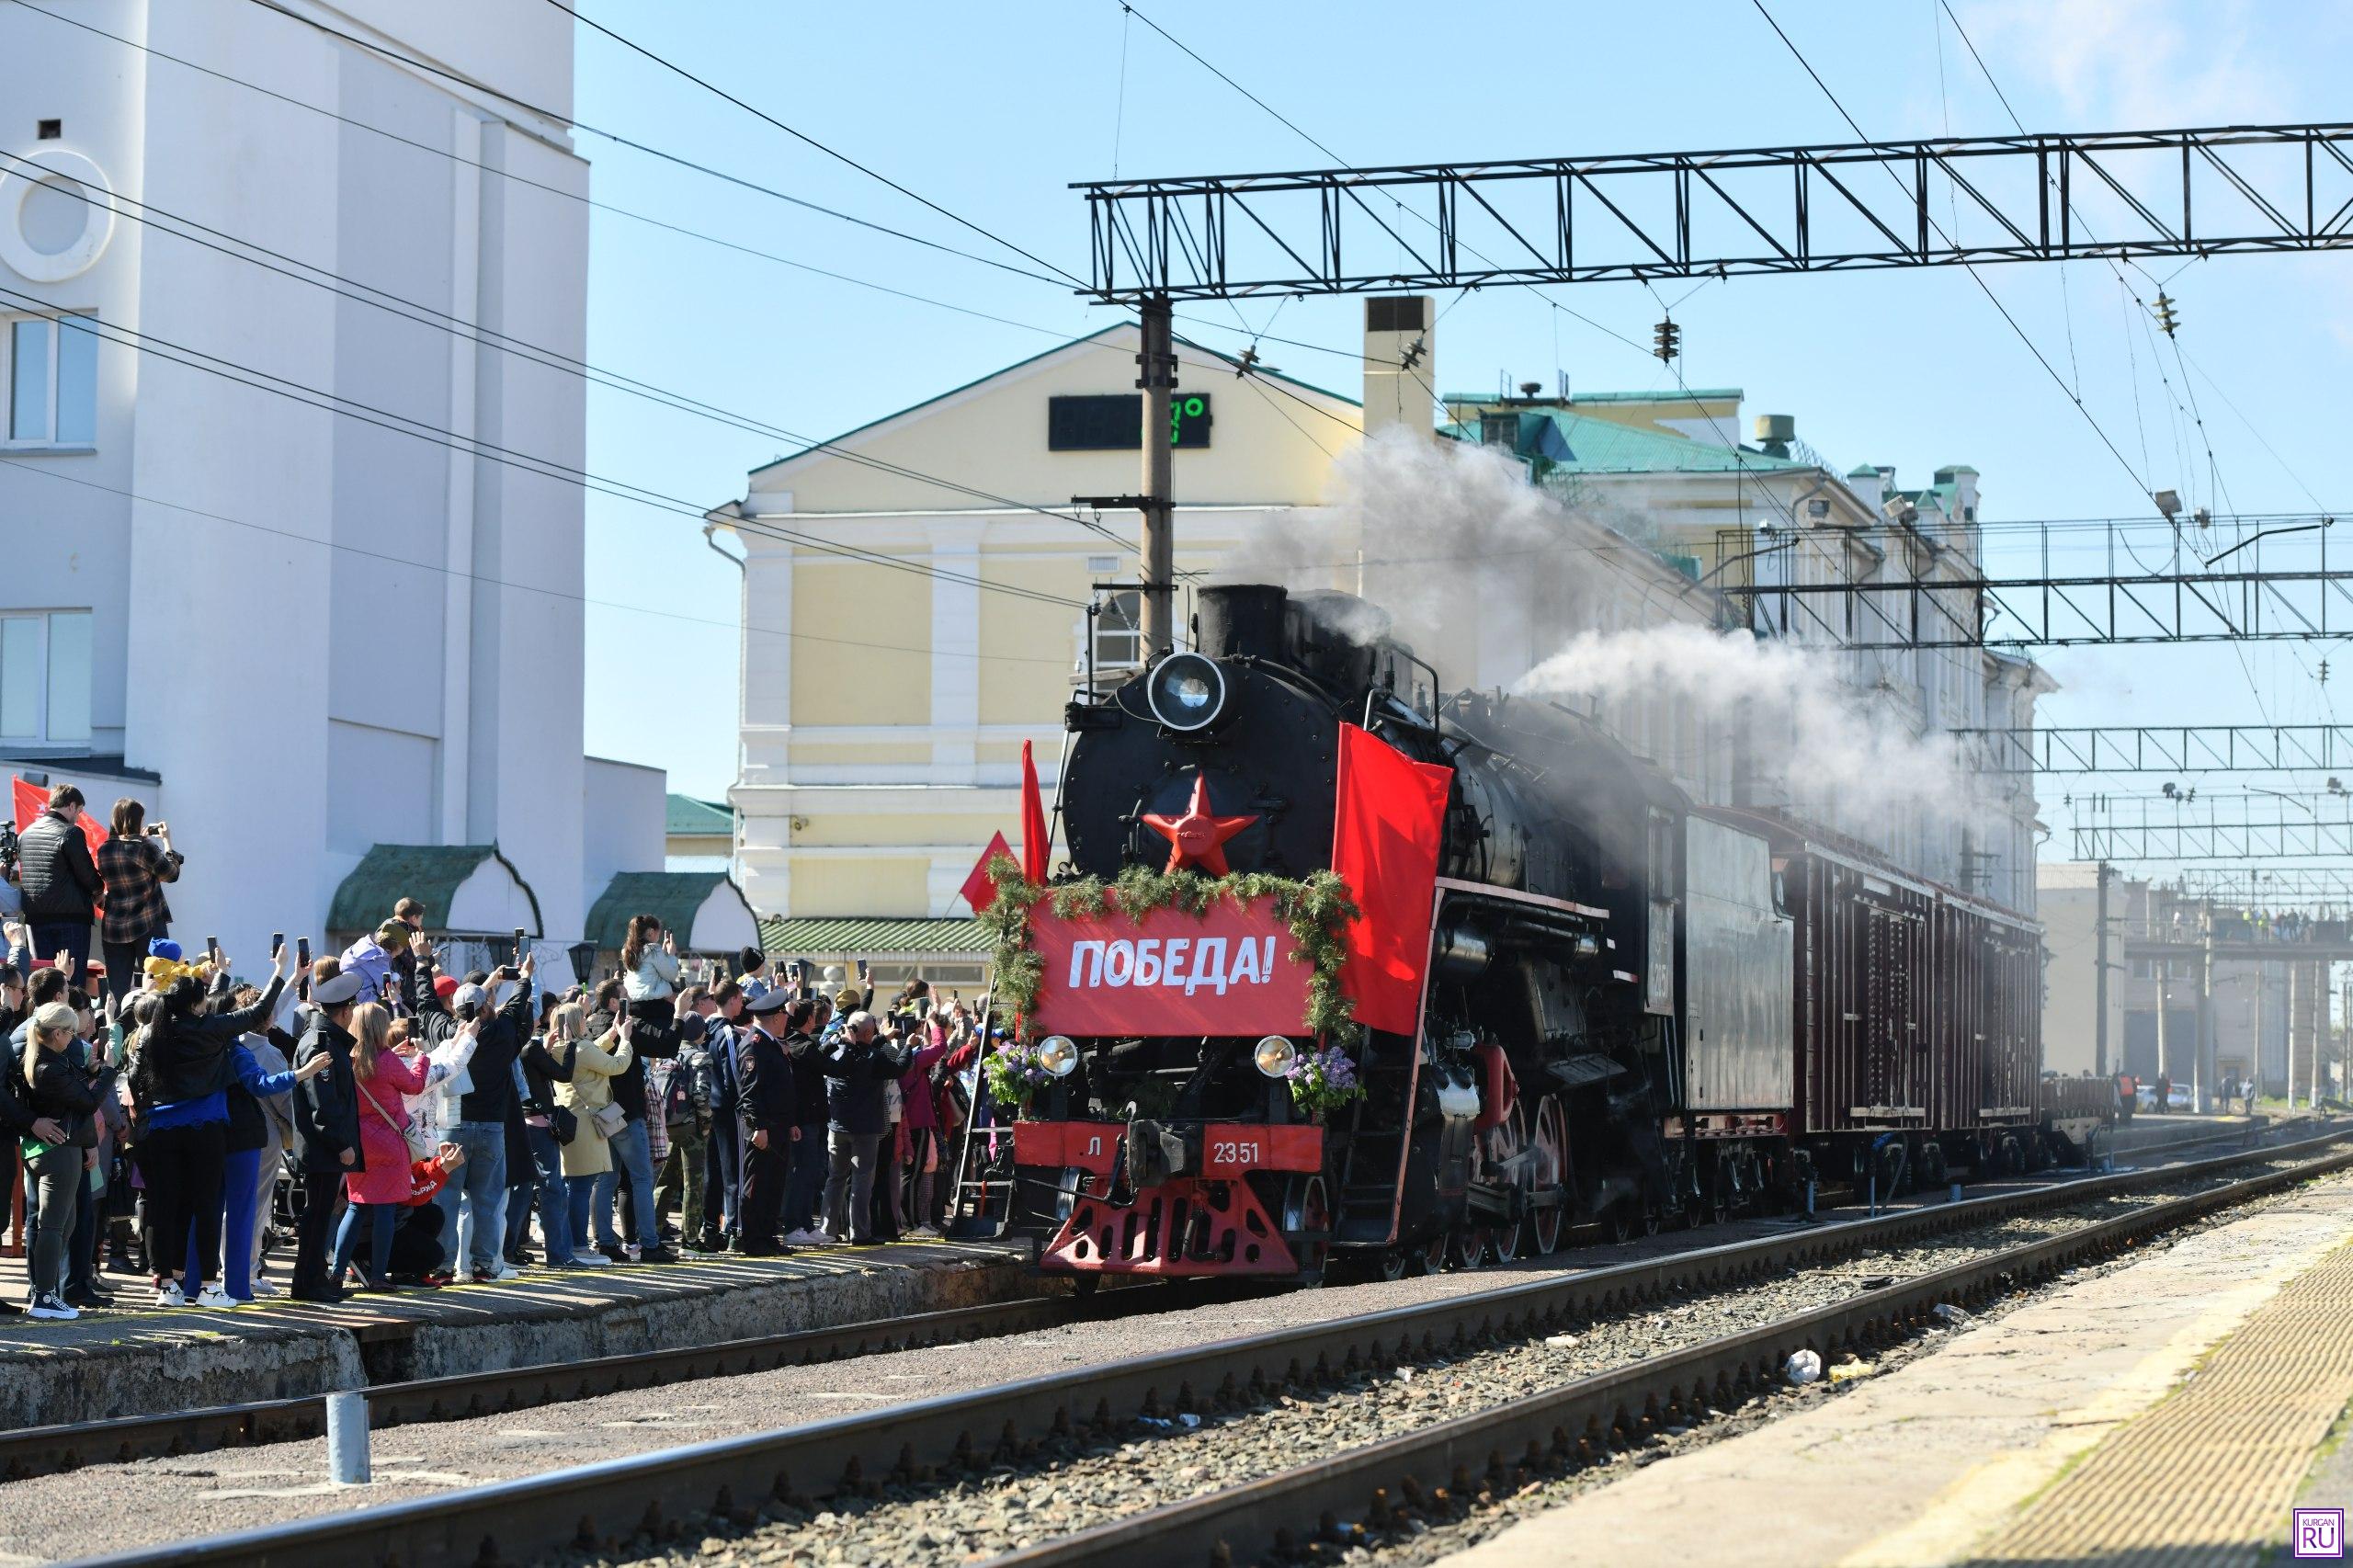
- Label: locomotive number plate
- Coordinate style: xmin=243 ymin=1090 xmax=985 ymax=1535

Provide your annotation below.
xmin=1199 ymin=1123 xmax=1323 ymax=1176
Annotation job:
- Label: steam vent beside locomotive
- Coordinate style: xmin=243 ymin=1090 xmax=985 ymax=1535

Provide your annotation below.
xmin=976 ymin=583 xmax=2085 ymax=1284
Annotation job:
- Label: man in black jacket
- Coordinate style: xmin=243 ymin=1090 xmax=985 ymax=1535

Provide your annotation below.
xmin=733 ymin=990 xmax=800 ymax=1256
xmin=290 ymin=969 xmax=366 ymax=1303
xmin=15 ymin=786 xmax=99 ymax=968
xmin=408 ymin=936 xmax=535 ymax=1280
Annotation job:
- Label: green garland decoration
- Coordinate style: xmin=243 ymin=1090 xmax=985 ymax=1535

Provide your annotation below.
xmin=979 ymin=852 xmax=1362 ymax=1044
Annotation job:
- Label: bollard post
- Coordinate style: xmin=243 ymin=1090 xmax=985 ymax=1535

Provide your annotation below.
xmin=1949 ymin=1181 xmax=1963 ymax=1204
xmin=326 ymin=1391 xmax=370 ymax=1485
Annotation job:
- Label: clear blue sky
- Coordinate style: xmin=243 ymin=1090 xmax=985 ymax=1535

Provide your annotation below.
xmin=572 ymin=0 xmax=2353 ymax=865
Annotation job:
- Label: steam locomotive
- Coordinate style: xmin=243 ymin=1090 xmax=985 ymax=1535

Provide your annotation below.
xmin=994 ymin=582 xmax=2058 ymax=1283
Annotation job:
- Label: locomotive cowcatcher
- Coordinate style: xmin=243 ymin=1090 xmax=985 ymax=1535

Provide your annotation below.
xmin=978 ymin=583 xmax=2054 ymax=1284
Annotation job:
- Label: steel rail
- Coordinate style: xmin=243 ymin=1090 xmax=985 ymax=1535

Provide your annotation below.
xmin=988 ymin=1138 xmax=2353 ymax=1568
xmin=73 ymin=1124 xmax=2349 ymax=1568
xmin=0 ymin=1288 xmax=1146 ymax=1483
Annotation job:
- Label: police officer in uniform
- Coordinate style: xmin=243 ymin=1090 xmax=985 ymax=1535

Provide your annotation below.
xmin=733 ymin=987 xmax=799 ymax=1256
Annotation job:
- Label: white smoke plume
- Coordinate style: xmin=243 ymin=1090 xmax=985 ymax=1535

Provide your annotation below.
xmin=1516 ymin=622 xmax=1994 ymax=827
xmin=1216 ymin=430 xmax=2018 ymax=857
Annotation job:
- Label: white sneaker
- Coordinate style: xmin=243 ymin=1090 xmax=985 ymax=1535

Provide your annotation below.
xmin=787 ymin=1228 xmax=831 ymax=1245
xmin=474 ymin=1264 xmax=520 ymax=1282
xmin=904 ymin=1225 xmax=942 ymax=1240
xmin=153 ymin=1281 xmax=185 ymax=1307
xmin=28 ymin=1292 xmax=78 ymax=1321
xmin=565 ymin=1251 xmax=611 ymax=1267
xmin=622 ymin=1243 xmax=642 ymax=1262
xmin=194 ymin=1284 xmax=235 ymax=1309
xmin=250 ymin=1278 xmax=285 ymax=1298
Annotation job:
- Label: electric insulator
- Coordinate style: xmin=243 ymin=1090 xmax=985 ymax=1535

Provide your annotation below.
xmin=1653 ymin=318 xmax=1680 ymax=362
xmin=2154 ymin=291 xmax=2179 ymax=336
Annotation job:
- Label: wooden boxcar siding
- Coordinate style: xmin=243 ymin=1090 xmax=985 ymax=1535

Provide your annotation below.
xmin=1791 ymin=853 xmax=1935 ymax=1134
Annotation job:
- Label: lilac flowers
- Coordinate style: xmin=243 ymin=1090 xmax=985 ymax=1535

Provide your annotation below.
xmin=1286 ymin=1046 xmax=1365 ymax=1116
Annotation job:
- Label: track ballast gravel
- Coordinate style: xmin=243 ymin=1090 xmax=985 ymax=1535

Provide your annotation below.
xmin=591 ymin=1155 xmax=2347 ymax=1568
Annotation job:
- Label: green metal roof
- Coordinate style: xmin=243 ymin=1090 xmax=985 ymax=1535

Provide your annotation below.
xmin=665 ymin=793 xmax=731 ymax=836
xmin=747 ymin=328 xmax=1359 ymax=478
xmin=1440 ymin=406 xmax=1809 ymax=475
xmin=585 ymin=871 xmax=756 ymax=952
xmin=328 ymin=845 xmax=541 ymax=937
xmin=756 ymin=916 xmax=995 ymax=958
xmin=1440 ymin=388 xmax=1742 ymax=404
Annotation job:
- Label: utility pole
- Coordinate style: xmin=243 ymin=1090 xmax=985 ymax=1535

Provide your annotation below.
xmin=2094 ymin=861 xmax=2111 ymax=1076
xmin=1137 ymin=295 xmax=1177 ymax=656
xmin=2195 ymin=931 xmax=2212 ymax=1115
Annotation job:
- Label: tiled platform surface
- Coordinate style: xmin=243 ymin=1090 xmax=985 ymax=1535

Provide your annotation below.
xmin=1440 ymin=1173 xmax=2353 ymax=1568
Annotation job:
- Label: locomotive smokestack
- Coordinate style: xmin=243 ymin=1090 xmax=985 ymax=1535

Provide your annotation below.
xmin=1199 ymin=584 xmax=1290 ymax=660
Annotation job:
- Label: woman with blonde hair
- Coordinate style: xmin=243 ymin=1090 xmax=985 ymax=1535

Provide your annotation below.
xmin=332 ymin=1003 xmax=432 ymax=1290
xmin=553 ymin=1006 xmax=634 ymax=1258
xmin=22 ymin=1002 xmax=100 ymax=1319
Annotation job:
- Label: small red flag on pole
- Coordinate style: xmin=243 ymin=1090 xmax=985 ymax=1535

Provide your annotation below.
xmin=960 ymin=830 xmax=1015 ymax=913
xmin=1329 ymin=724 xmax=1453 ymax=1036
xmin=1020 ymin=740 xmax=1051 ymax=884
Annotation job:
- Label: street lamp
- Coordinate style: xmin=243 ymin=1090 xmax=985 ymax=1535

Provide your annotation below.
xmin=567 ymin=940 xmax=599 ymax=986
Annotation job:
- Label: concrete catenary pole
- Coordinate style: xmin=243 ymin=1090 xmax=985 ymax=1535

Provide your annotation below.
xmin=2195 ymin=933 xmax=2213 ymax=1115
xmin=2094 ymin=861 xmax=2111 ymax=1077
xmin=1137 ymin=295 xmax=1177 ymax=657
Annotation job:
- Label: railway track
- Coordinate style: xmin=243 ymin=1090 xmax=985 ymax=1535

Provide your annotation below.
xmin=75 ymin=1122 xmax=2352 ymax=1568
xmin=0 ymin=1287 xmax=1176 ymax=1483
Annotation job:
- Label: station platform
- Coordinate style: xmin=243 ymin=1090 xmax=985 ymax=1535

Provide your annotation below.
xmin=0 ymin=1237 xmax=1032 ymax=1432
xmin=1441 ymin=1166 xmax=2353 ymax=1568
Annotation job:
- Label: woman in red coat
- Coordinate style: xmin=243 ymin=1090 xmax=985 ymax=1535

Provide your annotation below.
xmin=334 ymin=1003 xmax=432 ymax=1289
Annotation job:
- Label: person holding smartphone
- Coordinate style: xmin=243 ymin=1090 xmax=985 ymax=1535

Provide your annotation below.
xmin=93 ymin=800 xmax=180 ymax=1007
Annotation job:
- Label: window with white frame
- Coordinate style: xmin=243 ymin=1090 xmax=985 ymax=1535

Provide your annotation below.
xmin=0 ymin=610 xmax=93 ymax=744
xmin=4 ymin=312 xmax=98 ymax=448
xmin=1092 ymin=590 xmax=1143 ymax=671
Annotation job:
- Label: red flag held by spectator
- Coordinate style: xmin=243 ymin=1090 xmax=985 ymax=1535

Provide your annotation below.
xmin=1328 ymin=723 xmax=1453 ymax=1037
xmin=10 ymin=776 xmax=107 ymax=852
xmin=1020 ymin=740 xmax=1051 ymax=884
xmin=9 ymin=776 xmax=41 ymax=834
xmin=961 ymin=830 xmax=1016 ymax=912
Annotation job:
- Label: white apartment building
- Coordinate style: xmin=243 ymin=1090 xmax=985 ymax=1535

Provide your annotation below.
xmin=0 ymin=1 xmax=710 ymax=961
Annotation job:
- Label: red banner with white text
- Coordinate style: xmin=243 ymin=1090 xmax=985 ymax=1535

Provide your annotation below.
xmin=1029 ymin=895 xmax=1312 ymax=1038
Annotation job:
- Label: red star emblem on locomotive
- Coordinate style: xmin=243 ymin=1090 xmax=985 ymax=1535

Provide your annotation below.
xmin=1142 ymin=773 xmax=1258 ymax=875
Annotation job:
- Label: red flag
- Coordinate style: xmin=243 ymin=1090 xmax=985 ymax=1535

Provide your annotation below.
xmin=9 ymin=776 xmax=41 ymax=834
xmin=1020 ymin=740 xmax=1051 ymax=884
xmin=961 ymin=829 xmax=1016 ymax=912
xmin=1328 ymin=723 xmax=1453 ymax=1036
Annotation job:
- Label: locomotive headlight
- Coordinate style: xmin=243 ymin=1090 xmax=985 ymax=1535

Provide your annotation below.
xmin=1253 ymin=1035 xmax=1299 ymax=1077
xmin=1036 ymin=1035 xmax=1080 ymax=1078
xmin=1146 ymin=652 xmax=1228 ymax=733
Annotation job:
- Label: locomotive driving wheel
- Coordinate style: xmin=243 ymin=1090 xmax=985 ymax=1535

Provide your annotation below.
xmin=1522 ymin=1094 xmax=1568 ymax=1256
xmin=1280 ymin=1175 xmax=1332 ymax=1286
xmin=1471 ymin=1103 xmax=1527 ymax=1267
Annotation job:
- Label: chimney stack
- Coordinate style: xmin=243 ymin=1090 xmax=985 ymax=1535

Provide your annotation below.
xmin=1363 ymin=295 xmax=1434 ymax=441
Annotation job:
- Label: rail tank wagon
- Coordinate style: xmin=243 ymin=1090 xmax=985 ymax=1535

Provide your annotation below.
xmin=984 ymin=583 xmax=2057 ymax=1282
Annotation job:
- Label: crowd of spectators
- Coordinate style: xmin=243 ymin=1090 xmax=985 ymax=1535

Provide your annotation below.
xmin=0 ymin=783 xmax=1000 ymax=1316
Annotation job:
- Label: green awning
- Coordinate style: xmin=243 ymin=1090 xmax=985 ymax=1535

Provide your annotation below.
xmin=755 ymin=916 xmax=993 ymax=959
xmin=586 ymin=871 xmax=759 ymax=953
xmin=328 ymin=845 xmax=541 ymax=937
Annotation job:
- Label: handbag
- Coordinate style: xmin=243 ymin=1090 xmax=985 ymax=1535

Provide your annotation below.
xmin=358 ymin=1077 xmax=434 ymax=1162
xmin=551 ymin=1105 xmax=579 ymax=1144
xmin=590 ymin=1101 xmax=629 ymax=1140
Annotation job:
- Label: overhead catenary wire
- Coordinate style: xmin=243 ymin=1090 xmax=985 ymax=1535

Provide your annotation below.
xmin=0 ymin=282 xmax=1085 ymax=611
xmin=1749 ymin=0 xmax=2159 ymax=517
xmin=10 ymin=0 xmax=1430 ymax=386
xmin=0 ymin=146 xmax=1141 ymax=554
xmin=546 ymin=0 xmax=1089 ymax=290
xmin=0 ymin=457 xmax=1073 ymax=668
